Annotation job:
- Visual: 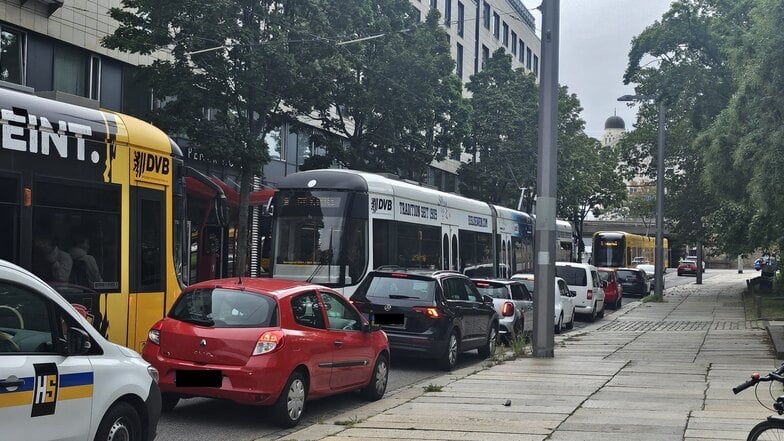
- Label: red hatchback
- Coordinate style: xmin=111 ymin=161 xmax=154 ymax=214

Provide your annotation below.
xmin=142 ymin=278 xmax=390 ymax=427
xmin=597 ymin=268 xmax=623 ymax=309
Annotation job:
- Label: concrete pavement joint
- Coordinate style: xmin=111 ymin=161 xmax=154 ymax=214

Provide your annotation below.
xmin=542 ymin=359 xmax=632 ymax=440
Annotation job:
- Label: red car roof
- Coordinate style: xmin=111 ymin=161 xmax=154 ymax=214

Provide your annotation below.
xmin=183 ymin=277 xmax=329 ymax=298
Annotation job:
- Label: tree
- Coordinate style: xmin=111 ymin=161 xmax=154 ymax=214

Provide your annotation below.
xmin=104 ymin=0 xmax=337 ymax=276
xmin=304 ymin=6 xmax=468 ymax=181
xmin=458 ymin=49 xmax=539 ymax=207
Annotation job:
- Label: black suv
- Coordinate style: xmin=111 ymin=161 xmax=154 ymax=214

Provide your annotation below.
xmin=350 ymin=268 xmax=499 ymax=370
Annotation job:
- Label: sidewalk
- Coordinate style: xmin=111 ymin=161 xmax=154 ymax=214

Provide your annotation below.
xmin=278 ymin=271 xmax=776 ymax=441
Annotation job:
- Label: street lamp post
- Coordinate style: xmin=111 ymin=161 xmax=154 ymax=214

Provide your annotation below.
xmin=618 ymin=94 xmax=665 ymax=299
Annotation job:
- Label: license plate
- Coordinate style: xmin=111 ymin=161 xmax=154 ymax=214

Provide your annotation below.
xmin=175 ymin=370 xmax=222 ymax=388
xmin=373 ymin=313 xmax=405 ymax=326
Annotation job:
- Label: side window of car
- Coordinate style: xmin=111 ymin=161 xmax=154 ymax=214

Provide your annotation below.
xmin=591 ymin=271 xmax=601 ymax=288
xmin=0 ymin=282 xmax=55 ymax=353
xmin=511 ymin=284 xmax=531 ymax=301
xmin=321 ymin=292 xmax=362 ymax=331
xmin=558 ymin=281 xmax=569 ymax=297
xmin=443 ymin=278 xmax=464 ymax=301
xmin=290 ymin=291 xmax=325 ymax=330
xmin=462 ymin=279 xmax=481 ymax=303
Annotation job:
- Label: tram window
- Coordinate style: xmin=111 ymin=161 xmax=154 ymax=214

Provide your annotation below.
xmin=131 ymin=188 xmax=165 ymax=292
xmin=396 ymin=223 xmax=440 ymax=269
xmin=31 ymin=180 xmax=120 ymax=291
xmin=0 ymin=175 xmax=18 ymax=263
xmin=372 ymin=219 xmax=391 ymax=269
xmin=459 ymin=231 xmax=493 ymax=273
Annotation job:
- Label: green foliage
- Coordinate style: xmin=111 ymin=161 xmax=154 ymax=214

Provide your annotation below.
xmin=422 ymin=383 xmax=444 ymax=392
xmin=458 ymin=49 xmax=538 ymax=207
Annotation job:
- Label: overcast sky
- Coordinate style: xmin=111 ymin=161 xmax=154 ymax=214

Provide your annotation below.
xmin=521 ymin=0 xmax=673 ymax=139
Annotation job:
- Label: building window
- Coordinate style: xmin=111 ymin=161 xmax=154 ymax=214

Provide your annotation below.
xmin=266 ymin=127 xmax=283 ymax=161
xmin=89 ymin=56 xmax=101 ymax=101
xmin=457 ymin=2 xmax=464 ymax=37
xmin=444 ymin=0 xmax=451 ymax=26
xmin=481 ymin=45 xmax=489 ymax=68
xmin=456 ymin=43 xmax=463 ymax=80
xmin=502 ymin=22 xmax=509 ymax=47
xmin=493 ymin=13 xmax=500 ymax=39
xmin=533 ymin=54 xmax=539 ymax=76
xmin=0 ymin=27 xmax=24 ymax=85
xmin=54 ymin=45 xmax=88 ymax=97
xmin=519 ymin=40 xmax=525 ymax=62
xmin=483 ymin=2 xmax=490 ymax=29
xmin=511 ymin=32 xmax=517 ymax=56
xmin=430 ymin=0 xmax=437 ymax=9
xmin=526 ymin=47 xmax=532 ymax=69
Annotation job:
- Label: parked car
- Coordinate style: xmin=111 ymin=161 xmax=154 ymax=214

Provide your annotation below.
xmin=636 ymin=263 xmax=666 ymax=291
xmin=554 ymin=262 xmax=606 ymax=322
xmin=686 ymin=256 xmax=706 ymax=272
xmin=143 ymin=278 xmax=390 ymax=427
xmin=0 ymin=259 xmax=162 ymax=441
xmin=471 ymin=278 xmax=533 ymax=343
xmin=631 ymin=256 xmax=650 ymax=266
xmin=678 ymin=260 xmax=700 ymax=276
xmin=511 ymin=274 xmax=576 ymax=333
xmin=616 ymin=267 xmax=651 ymax=297
xmin=597 ymin=268 xmax=623 ymax=309
xmin=351 ymin=269 xmax=499 ymax=371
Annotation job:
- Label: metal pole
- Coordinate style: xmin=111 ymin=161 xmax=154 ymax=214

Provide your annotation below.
xmin=533 ymin=0 xmax=559 ymax=358
xmin=696 ymin=240 xmax=703 ymax=284
xmin=654 ymin=101 xmax=665 ymax=297
xmin=738 ymin=255 xmax=743 ymax=274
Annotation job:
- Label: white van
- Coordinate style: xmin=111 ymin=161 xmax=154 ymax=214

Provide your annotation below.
xmin=0 ymin=260 xmax=161 ymax=441
xmin=554 ymin=262 xmax=606 ymax=321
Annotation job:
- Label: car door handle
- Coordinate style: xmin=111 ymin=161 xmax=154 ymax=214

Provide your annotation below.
xmin=0 ymin=378 xmax=24 ymax=388
xmin=334 ymin=341 xmax=343 ymax=347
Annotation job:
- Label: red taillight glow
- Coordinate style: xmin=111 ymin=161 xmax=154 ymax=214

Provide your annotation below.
xmin=391 ymin=273 xmax=409 ymax=278
xmin=587 ymin=289 xmax=593 ymax=300
xmin=413 ymin=306 xmax=440 ymax=318
xmin=253 ymin=330 xmax=285 ymax=355
xmin=501 ymin=302 xmax=515 ymax=317
xmin=475 ymin=282 xmax=490 ymax=287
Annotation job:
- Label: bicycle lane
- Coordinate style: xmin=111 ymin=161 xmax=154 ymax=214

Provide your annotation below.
xmin=277 ymin=270 xmax=773 ymax=441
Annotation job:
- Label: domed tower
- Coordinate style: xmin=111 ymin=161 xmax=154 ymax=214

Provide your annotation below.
xmin=603 ymin=114 xmax=626 ymax=147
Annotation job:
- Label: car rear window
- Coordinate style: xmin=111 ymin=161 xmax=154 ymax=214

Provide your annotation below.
xmin=362 ymin=275 xmax=436 ymax=301
xmin=616 ymin=270 xmax=637 ymax=280
xmin=598 ymin=271 xmax=611 ymax=282
xmin=555 ymin=266 xmax=587 ymax=286
xmin=473 ymin=281 xmax=509 ymax=299
xmin=169 ymin=288 xmax=278 ymax=328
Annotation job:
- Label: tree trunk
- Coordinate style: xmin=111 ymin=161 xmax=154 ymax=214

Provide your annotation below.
xmin=235 ymin=166 xmax=253 ymax=277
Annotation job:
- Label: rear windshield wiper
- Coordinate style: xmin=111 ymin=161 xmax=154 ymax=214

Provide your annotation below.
xmin=387 ymin=294 xmax=418 ymax=299
xmin=180 ymin=317 xmax=215 ymax=326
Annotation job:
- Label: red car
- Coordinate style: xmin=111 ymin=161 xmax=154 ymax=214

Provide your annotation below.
xmin=142 ymin=278 xmax=390 ymax=427
xmin=597 ymin=268 xmax=623 ymax=309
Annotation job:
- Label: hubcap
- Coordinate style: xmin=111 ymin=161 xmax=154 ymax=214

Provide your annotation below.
xmin=286 ymin=379 xmax=305 ymax=421
xmin=374 ymin=360 xmax=388 ymax=395
xmin=106 ymin=418 xmax=130 ymax=441
xmin=448 ymin=334 xmax=458 ymax=366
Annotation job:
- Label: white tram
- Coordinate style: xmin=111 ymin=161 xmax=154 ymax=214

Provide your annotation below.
xmin=269 ymin=169 xmax=534 ymax=296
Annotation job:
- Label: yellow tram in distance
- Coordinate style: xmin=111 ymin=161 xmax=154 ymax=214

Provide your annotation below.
xmin=592 ymin=231 xmax=669 ymax=270
xmin=0 ymin=86 xmax=188 ymax=352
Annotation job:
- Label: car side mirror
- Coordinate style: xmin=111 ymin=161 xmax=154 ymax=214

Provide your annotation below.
xmin=601 ymin=281 xmax=608 ymax=289
xmin=65 ymin=327 xmax=91 ymax=356
xmin=362 ymin=322 xmax=382 ymax=333
xmin=482 ymin=294 xmax=494 ymax=304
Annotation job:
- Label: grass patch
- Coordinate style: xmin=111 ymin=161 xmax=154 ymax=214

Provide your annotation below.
xmin=743 ymin=288 xmax=784 ymax=320
xmin=334 ymin=416 xmax=363 ymax=426
xmin=423 ymin=383 xmax=444 ymax=392
xmin=642 ymin=294 xmax=664 ymax=303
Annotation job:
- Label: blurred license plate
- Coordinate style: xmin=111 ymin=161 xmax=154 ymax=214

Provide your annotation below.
xmin=373 ymin=313 xmax=405 ymax=326
xmin=175 ymin=370 xmax=222 ymax=388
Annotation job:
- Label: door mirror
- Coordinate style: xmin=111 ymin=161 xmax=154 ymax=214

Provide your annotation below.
xmin=482 ymin=294 xmax=494 ymax=304
xmin=600 ymin=280 xmax=608 ymax=289
xmin=65 ymin=327 xmax=92 ymax=356
xmin=362 ymin=322 xmax=382 ymax=333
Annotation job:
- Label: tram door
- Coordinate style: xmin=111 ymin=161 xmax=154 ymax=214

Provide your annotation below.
xmin=442 ymin=225 xmax=459 ymax=271
xmin=500 ymin=233 xmax=512 ymax=278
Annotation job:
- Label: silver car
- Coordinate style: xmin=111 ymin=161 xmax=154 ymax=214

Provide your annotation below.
xmin=471 ymin=279 xmax=533 ymax=344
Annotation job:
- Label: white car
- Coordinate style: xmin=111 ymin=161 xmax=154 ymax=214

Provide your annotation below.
xmin=0 ymin=259 xmax=161 ymax=441
xmin=554 ymin=262 xmax=606 ymax=322
xmin=511 ymin=274 xmax=576 ymax=334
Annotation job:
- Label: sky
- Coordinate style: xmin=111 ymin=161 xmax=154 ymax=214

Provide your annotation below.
xmin=521 ymin=0 xmax=673 ymax=139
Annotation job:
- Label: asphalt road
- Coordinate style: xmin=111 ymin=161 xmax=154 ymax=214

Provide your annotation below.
xmin=153 ymin=269 xmax=724 ymax=441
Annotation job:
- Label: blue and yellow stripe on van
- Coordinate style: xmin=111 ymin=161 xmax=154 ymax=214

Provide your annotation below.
xmin=0 ymin=371 xmax=94 ymax=409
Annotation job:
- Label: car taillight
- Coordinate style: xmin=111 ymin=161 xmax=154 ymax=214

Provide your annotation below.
xmin=501 ymin=302 xmax=515 ymax=317
xmin=148 ymin=321 xmax=163 ymax=345
xmin=587 ymin=289 xmax=593 ymax=300
xmin=413 ymin=306 xmax=440 ymax=318
xmin=253 ymin=330 xmax=285 ymax=355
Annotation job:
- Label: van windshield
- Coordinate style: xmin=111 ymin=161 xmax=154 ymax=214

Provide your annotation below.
xmin=555 ymin=266 xmax=587 ymax=286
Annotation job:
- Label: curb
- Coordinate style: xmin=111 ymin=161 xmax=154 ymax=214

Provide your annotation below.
xmin=766 ymin=321 xmax=784 ymax=359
